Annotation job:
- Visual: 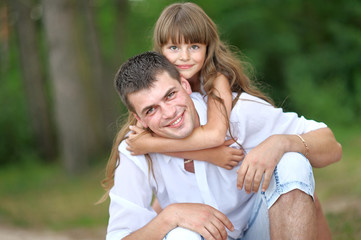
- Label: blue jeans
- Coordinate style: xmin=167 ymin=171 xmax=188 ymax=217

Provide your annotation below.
xmin=164 ymin=152 xmax=315 ymax=240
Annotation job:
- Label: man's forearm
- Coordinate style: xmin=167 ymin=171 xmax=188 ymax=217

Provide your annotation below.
xmin=283 ymin=127 xmax=342 ymax=168
xmin=123 ymin=203 xmax=233 ymax=240
xmin=123 ymin=205 xmax=177 ymax=240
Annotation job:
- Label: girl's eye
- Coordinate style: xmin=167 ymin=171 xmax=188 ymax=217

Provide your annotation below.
xmin=169 ymin=46 xmax=178 ymax=51
xmin=190 ymin=45 xmax=200 ymax=50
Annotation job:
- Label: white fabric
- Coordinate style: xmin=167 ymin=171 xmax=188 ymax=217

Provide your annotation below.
xmin=165 ymin=227 xmax=203 ymax=240
xmin=106 ymin=92 xmax=327 ymax=240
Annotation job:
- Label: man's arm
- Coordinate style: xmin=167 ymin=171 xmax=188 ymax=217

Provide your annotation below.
xmin=294 ymin=127 xmax=342 ymax=167
xmin=123 ymin=203 xmax=234 ymax=240
xmin=237 ymin=127 xmax=342 ymax=194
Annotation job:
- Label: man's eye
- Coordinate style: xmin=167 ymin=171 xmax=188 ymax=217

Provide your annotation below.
xmin=167 ymin=92 xmax=175 ymax=98
xmin=146 ymin=107 xmax=155 ymax=115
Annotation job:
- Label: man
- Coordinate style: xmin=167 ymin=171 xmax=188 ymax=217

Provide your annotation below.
xmin=105 ymin=52 xmax=342 ymax=240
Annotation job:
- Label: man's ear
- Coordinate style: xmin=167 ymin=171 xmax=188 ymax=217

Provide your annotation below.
xmin=180 ymin=75 xmax=192 ymax=95
xmin=132 ymin=113 xmax=148 ymax=128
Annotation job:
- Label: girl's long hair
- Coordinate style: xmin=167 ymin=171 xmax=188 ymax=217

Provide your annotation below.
xmin=153 ymin=2 xmax=274 ymax=107
xmin=97 ymin=113 xmax=137 ymax=203
xmin=98 ymin=113 xmax=156 ymax=203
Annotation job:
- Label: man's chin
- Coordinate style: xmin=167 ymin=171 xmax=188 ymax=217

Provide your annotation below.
xmin=159 ymin=129 xmax=192 ymax=140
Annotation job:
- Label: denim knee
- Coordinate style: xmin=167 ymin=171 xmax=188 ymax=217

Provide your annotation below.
xmin=264 ymin=152 xmax=315 ymax=208
xmin=164 ymin=227 xmax=204 ymax=240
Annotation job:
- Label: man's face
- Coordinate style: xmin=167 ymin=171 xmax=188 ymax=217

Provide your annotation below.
xmin=128 ymin=71 xmax=199 ymax=139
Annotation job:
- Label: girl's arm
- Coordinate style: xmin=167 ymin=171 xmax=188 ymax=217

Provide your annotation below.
xmin=127 ymin=130 xmax=244 ymax=169
xmin=167 ymin=139 xmax=244 ymax=170
xmin=127 ymin=74 xmax=232 ymax=154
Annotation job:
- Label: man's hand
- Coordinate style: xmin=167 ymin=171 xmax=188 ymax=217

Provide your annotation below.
xmin=237 ymin=135 xmax=285 ymax=193
xmin=166 ymin=203 xmax=234 ymax=240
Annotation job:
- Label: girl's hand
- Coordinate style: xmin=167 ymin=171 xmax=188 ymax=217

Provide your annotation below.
xmin=208 ymin=139 xmax=245 ymax=170
xmin=126 ymin=125 xmax=153 ymax=155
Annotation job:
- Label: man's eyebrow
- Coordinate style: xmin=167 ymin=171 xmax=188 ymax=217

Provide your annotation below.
xmin=139 ymin=86 xmax=177 ymax=116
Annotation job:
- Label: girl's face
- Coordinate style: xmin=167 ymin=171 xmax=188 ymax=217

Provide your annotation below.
xmin=161 ymin=40 xmax=207 ymax=84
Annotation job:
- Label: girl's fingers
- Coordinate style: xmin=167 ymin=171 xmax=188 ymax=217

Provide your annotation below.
xmin=135 ymin=121 xmax=143 ymax=128
xmin=129 ymin=125 xmax=143 ymax=134
xmin=224 ymin=139 xmax=235 ymax=146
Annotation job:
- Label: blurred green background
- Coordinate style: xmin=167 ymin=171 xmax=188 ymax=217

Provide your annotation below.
xmin=0 ymin=0 xmax=360 ymax=239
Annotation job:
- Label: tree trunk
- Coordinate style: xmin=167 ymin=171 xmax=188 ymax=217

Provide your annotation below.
xmin=9 ymin=0 xmax=56 ymax=160
xmin=80 ymin=0 xmax=121 ymax=145
xmin=42 ymin=0 xmax=106 ymax=173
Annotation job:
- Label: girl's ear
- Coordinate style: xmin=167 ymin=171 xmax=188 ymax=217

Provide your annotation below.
xmin=132 ymin=113 xmax=148 ymax=128
xmin=180 ymin=75 xmax=192 ymax=94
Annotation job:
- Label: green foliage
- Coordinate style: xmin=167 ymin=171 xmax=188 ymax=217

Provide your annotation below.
xmin=209 ymin=0 xmax=361 ymax=123
xmin=3 ymin=0 xmax=360 ymax=167
xmin=0 ymin=37 xmax=41 ymax=166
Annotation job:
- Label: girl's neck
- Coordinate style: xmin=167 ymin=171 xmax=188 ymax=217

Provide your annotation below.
xmin=187 ymin=74 xmax=201 ymax=92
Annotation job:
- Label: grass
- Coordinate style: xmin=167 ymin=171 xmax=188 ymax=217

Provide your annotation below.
xmin=0 ymin=125 xmax=360 ymax=239
xmin=0 ymin=160 xmax=109 ymax=231
xmin=314 ymin=124 xmax=361 ymax=240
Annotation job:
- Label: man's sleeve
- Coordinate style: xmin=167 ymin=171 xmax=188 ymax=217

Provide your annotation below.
xmin=190 ymin=92 xmax=208 ymax=125
xmin=106 ymin=143 xmax=156 ymax=239
xmin=232 ymin=95 xmax=328 ymax=148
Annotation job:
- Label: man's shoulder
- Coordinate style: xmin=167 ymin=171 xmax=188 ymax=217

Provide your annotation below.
xmin=237 ymin=92 xmax=271 ymax=105
xmin=117 ymin=139 xmax=170 ymax=170
xmin=190 ymin=92 xmax=207 ymax=125
xmin=190 ymin=92 xmax=205 ymax=103
xmin=117 ymin=139 xmax=149 ymax=171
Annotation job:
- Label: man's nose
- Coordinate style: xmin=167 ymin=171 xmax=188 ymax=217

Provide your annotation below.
xmin=162 ymin=104 xmax=177 ymax=119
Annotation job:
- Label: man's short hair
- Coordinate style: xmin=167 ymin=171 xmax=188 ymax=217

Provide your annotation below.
xmin=114 ymin=51 xmax=180 ymax=112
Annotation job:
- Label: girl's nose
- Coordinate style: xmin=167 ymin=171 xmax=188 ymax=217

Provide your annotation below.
xmin=180 ymin=49 xmax=190 ymax=61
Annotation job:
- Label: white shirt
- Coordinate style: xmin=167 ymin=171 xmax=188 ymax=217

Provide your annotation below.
xmin=106 ymin=92 xmax=327 ymax=240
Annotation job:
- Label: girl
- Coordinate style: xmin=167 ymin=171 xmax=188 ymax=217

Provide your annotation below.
xmin=126 ymin=2 xmax=272 ymax=170
xmin=125 ymin=2 xmax=332 ymax=239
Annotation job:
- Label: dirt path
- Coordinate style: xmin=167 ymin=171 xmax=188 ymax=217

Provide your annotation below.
xmin=0 ymin=225 xmax=106 ymax=240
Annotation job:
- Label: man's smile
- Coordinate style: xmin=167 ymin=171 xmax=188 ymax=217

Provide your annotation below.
xmin=166 ymin=112 xmax=184 ymax=128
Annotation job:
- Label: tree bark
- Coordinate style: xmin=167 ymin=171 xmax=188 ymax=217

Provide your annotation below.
xmin=80 ymin=0 xmax=121 ymax=145
xmin=9 ymin=0 xmax=56 ymax=160
xmin=42 ymin=0 xmax=106 ymax=173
